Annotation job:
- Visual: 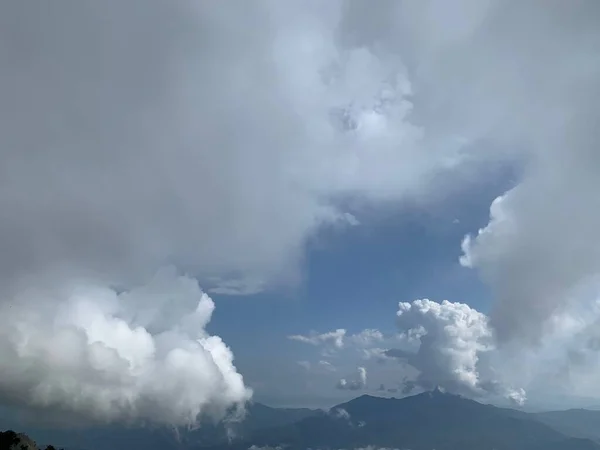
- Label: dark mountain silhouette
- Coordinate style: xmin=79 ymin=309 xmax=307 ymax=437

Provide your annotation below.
xmin=534 ymin=409 xmax=600 ymax=442
xmin=7 ymin=391 xmax=600 ymax=450
xmin=222 ymin=391 xmax=600 ymax=450
xmin=17 ymin=402 xmax=317 ymax=450
xmin=0 ymin=429 xmax=59 ymax=450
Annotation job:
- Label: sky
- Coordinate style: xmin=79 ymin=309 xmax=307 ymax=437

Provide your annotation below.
xmin=210 ymin=168 xmax=509 ymax=408
xmin=1 ymin=0 xmax=600 ymax=428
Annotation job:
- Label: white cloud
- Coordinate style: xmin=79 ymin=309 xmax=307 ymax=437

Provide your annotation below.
xmin=360 ymin=348 xmax=389 ymax=361
xmin=336 ymin=367 xmax=367 ymax=391
xmin=288 ymin=329 xmax=347 ymax=349
xmin=288 ymin=326 xmax=419 ymax=394
xmin=394 ymin=299 xmax=524 ymax=404
xmin=288 ymin=328 xmax=406 ymax=355
xmin=348 ymin=329 xmax=385 ymax=347
xmin=248 ymin=446 xmax=285 ymax=450
xmin=290 ymin=326 xmax=417 ymax=364
xmin=330 ymin=407 xmax=351 ymax=421
xmin=0 ymin=268 xmax=251 ymax=426
xmin=319 ymin=360 xmax=337 ymax=372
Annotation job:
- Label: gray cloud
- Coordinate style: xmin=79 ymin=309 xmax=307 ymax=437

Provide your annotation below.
xmin=342 ymin=0 xmax=600 ymax=402
xmin=1 ymin=0 xmax=599 ymax=421
xmin=0 ymin=0 xmax=457 ymax=424
xmin=1 ymin=0 xmax=469 ymax=296
xmin=450 ymin=1 xmax=600 ymax=345
xmin=340 ymin=0 xmax=600 ymax=353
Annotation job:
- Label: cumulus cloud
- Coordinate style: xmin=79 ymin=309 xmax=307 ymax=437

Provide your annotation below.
xmin=394 ymin=299 xmax=524 ymax=404
xmin=0 ymin=268 xmax=251 ymax=426
xmin=336 ymin=367 xmax=367 ymax=391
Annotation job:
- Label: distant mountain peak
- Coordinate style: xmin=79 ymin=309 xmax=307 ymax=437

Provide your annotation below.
xmin=354 ymin=394 xmax=381 ymax=401
xmin=430 ymin=385 xmax=448 ymax=396
xmin=406 ymin=386 xmax=468 ymax=404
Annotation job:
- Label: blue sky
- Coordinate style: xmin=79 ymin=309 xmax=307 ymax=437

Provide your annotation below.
xmin=209 ymin=165 xmax=514 ymax=407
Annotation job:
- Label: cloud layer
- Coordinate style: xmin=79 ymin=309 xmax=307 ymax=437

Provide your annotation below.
xmin=448 ymin=0 xmax=600 ymax=349
xmin=1 ymin=0 xmax=600 ymax=420
xmin=0 ymin=0 xmax=456 ymax=423
xmin=0 ymin=0 xmax=460 ymax=297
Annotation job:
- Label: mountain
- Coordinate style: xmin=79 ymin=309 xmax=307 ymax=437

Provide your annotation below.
xmin=233 ymin=402 xmax=318 ymax=434
xmin=0 ymin=429 xmax=56 ymax=450
xmin=535 ymin=409 xmax=600 ymax=442
xmin=17 ymin=403 xmax=317 ymax=450
xmin=222 ymin=390 xmax=600 ymax=450
xmin=9 ymin=392 xmax=600 ymax=450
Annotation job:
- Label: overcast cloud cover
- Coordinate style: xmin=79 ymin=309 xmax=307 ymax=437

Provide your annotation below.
xmin=0 ymin=0 xmax=599 ymax=426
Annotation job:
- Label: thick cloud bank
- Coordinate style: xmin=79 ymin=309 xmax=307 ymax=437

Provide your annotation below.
xmin=0 ymin=0 xmax=452 ymax=297
xmin=2 ymin=0 xmax=600 ymax=420
xmin=0 ymin=0 xmax=446 ymax=424
xmin=452 ymin=1 xmax=600 ymax=347
xmin=0 ymin=269 xmax=250 ymax=426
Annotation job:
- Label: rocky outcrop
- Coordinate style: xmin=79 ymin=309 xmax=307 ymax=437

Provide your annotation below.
xmin=0 ymin=429 xmax=59 ymax=450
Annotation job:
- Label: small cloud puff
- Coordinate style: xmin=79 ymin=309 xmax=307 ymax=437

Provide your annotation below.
xmin=336 ymin=367 xmax=367 ymax=391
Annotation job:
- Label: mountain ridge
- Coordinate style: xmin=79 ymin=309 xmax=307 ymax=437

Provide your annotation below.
xmin=7 ymin=391 xmax=600 ymax=450
xmin=224 ymin=391 xmax=600 ymax=450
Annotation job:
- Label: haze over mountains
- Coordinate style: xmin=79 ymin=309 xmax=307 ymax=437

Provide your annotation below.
xmin=8 ymin=391 xmax=600 ymax=450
